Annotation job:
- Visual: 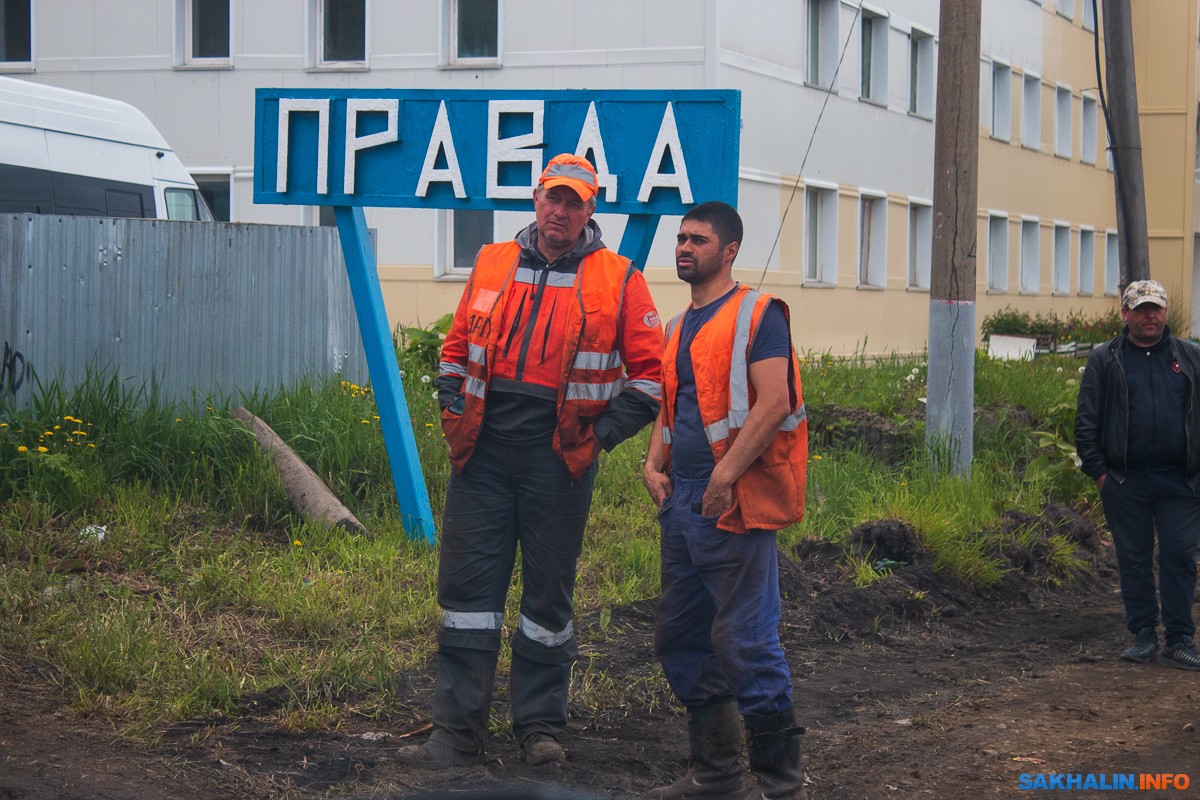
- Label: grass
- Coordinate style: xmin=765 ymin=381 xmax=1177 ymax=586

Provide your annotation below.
xmin=0 ymin=349 xmax=1101 ymax=731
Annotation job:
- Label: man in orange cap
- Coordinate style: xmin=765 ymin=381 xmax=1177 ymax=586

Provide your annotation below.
xmin=398 ymin=154 xmax=664 ymax=768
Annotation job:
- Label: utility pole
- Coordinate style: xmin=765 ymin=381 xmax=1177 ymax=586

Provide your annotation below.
xmin=1100 ymin=0 xmax=1150 ymax=287
xmin=926 ymin=0 xmax=980 ymax=476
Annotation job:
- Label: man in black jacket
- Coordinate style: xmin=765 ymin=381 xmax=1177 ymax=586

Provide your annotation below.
xmin=1075 ymin=280 xmax=1200 ymax=671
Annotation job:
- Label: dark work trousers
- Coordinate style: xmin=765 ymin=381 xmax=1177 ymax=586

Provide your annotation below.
xmin=1100 ymin=467 xmax=1200 ymax=644
xmin=430 ymin=432 xmax=595 ymax=754
xmin=654 ymin=476 xmax=793 ymax=719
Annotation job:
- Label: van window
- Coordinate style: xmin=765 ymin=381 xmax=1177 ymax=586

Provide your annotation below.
xmin=0 ymin=164 xmax=52 ymax=213
xmin=106 ymin=189 xmax=148 ymax=218
xmin=165 ymin=187 xmax=204 ymax=220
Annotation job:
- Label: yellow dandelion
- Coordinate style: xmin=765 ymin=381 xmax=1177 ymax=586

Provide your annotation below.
xmin=293 ymin=540 xmax=302 ymax=547
xmin=425 ymin=423 xmax=434 ymax=427
xmin=812 ymin=454 xmax=823 ymax=461
xmin=53 ymin=424 xmax=61 ymax=430
xmin=43 ymin=430 xmax=53 ymax=436
xmin=37 ymin=446 xmax=48 ymax=453
xmin=361 ymin=419 xmax=370 ymax=424
xmin=87 ymin=443 xmax=96 ymax=448
xmin=175 ymin=417 xmax=182 ymax=423
xmin=72 ymin=430 xmax=86 ymax=436
xmin=16 ymin=445 xmax=27 ymax=453
xmin=0 ymin=422 xmax=7 ymax=427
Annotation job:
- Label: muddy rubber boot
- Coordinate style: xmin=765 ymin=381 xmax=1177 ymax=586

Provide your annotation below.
xmin=647 ymin=698 xmax=744 ymax=800
xmin=743 ymin=709 xmax=807 ymax=800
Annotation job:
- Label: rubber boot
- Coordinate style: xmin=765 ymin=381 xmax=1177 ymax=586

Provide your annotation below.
xmin=743 ymin=709 xmax=807 ymax=800
xmin=647 ymin=698 xmax=745 ymax=800
xmin=396 ymin=643 xmax=498 ymax=769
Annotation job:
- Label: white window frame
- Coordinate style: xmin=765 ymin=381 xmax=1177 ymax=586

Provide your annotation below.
xmin=992 ymin=62 xmax=1012 ymax=141
xmin=435 ymin=208 xmax=497 ymax=279
xmin=1022 ymin=73 xmax=1042 ymax=151
xmin=176 ymin=0 xmax=232 ymax=67
xmin=1020 ymin=217 xmax=1041 ymax=294
xmin=987 ymin=213 xmax=1009 ymax=293
xmin=309 ymin=0 xmax=369 ymax=69
xmin=857 ymin=190 xmax=887 ymax=289
xmin=1052 ymin=222 xmax=1071 ymax=295
xmin=860 ymin=6 xmax=889 ymax=104
xmin=441 ymin=0 xmax=502 ymax=69
xmin=907 ymin=198 xmax=932 ymax=290
xmin=908 ymin=26 xmax=935 ymax=118
xmin=1078 ymin=227 xmax=1095 ymax=296
xmin=807 ymin=0 xmax=839 ymax=90
xmin=0 ymin=0 xmax=33 ymax=70
xmin=1055 ymin=84 xmax=1073 ymax=158
xmin=1104 ymin=231 xmax=1120 ymax=296
xmin=1081 ymin=94 xmax=1098 ymax=164
xmin=804 ymin=182 xmax=839 ymax=286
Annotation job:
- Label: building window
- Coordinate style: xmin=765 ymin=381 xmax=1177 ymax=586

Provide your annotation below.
xmin=858 ymin=193 xmax=886 ymax=288
xmin=184 ymin=0 xmax=230 ymax=62
xmin=1056 ymin=0 xmax=1074 ymax=20
xmin=194 ymin=174 xmax=231 ymax=221
xmin=1083 ymin=1 xmax=1095 ymax=31
xmin=992 ymin=63 xmax=1012 ymax=141
xmin=807 ymin=0 xmax=838 ymax=90
xmin=804 ymin=184 xmax=838 ymax=285
xmin=908 ymin=200 xmax=932 ymax=290
xmin=1020 ymin=218 xmax=1040 ymax=293
xmin=448 ymin=0 xmax=500 ymax=66
xmin=437 ymin=209 xmax=494 ymax=277
xmin=317 ymin=0 xmax=366 ymax=66
xmin=1052 ymin=223 xmax=1071 ymax=294
xmin=860 ymin=9 xmax=888 ymax=103
xmin=1081 ymin=94 xmax=1098 ymax=164
xmin=1104 ymin=231 xmax=1120 ymax=295
xmin=908 ymin=28 xmax=934 ymax=117
xmin=1078 ymin=228 xmax=1095 ymax=295
xmin=988 ymin=214 xmax=1009 ymax=293
xmin=1022 ymin=73 xmax=1041 ymax=151
xmin=0 ymin=0 xmax=32 ymax=65
xmin=1055 ymin=85 xmax=1072 ymax=157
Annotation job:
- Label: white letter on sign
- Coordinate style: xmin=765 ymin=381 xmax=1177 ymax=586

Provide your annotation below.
xmin=416 ymin=102 xmax=466 ymax=198
xmin=575 ymin=102 xmax=617 ymax=203
xmin=344 ymin=99 xmax=399 ymax=195
xmin=276 ymin=99 xmax=330 ymax=194
xmin=637 ymin=103 xmax=693 ymax=204
xmin=487 ymin=100 xmax=545 ymax=200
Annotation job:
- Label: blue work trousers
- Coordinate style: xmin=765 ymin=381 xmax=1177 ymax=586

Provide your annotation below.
xmin=654 ymin=476 xmax=793 ymax=718
xmin=1101 ymin=467 xmax=1200 ymax=644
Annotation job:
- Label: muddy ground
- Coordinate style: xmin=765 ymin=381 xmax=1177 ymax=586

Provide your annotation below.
xmin=2 ymin=503 xmax=1197 ymax=800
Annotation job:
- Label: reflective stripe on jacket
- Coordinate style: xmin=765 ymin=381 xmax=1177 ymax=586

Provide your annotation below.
xmin=440 ymin=241 xmax=643 ymax=480
xmin=661 ymin=285 xmax=808 ymax=533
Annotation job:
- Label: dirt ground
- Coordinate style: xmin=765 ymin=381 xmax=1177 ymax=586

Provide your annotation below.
xmin=2 ymin=502 xmax=1197 ymax=800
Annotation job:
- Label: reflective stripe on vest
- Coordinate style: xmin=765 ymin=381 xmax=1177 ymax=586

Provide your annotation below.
xmin=626 ymin=378 xmax=663 ymax=399
xmin=566 ymin=379 xmax=622 ymax=401
xmin=441 ymin=610 xmax=504 ymax=630
xmin=518 ymin=614 xmax=574 ymax=647
xmin=574 ymin=349 xmax=622 ymax=370
xmin=439 ymin=360 xmax=467 ymax=378
xmin=515 ymin=266 xmax=576 ymax=288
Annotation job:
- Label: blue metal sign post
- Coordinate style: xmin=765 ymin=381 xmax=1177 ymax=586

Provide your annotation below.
xmin=254 ymin=88 xmax=741 ymax=542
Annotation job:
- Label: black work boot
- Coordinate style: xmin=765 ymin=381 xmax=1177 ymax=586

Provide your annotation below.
xmin=743 ymin=709 xmax=807 ymax=800
xmin=647 ymin=698 xmax=744 ymax=800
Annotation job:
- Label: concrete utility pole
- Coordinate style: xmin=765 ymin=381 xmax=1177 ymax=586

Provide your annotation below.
xmin=1101 ymin=0 xmax=1150 ymax=287
xmin=926 ymin=0 xmax=981 ymax=476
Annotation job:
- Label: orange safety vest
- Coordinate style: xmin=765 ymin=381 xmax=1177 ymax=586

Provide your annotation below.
xmin=442 ymin=241 xmax=632 ymax=480
xmin=661 ymin=285 xmax=808 ymax=533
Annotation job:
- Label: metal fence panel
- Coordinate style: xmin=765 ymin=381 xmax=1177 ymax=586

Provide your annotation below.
xmin=1 ymin=214 xmax=369 ymax=409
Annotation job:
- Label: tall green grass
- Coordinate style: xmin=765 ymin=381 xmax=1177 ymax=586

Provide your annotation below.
xmin=0 ymin=350 xmax=1099 ymax=729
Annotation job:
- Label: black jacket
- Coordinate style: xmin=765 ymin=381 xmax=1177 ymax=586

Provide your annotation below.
xmin=1074 ymin=326 xmax=1200 ymax=489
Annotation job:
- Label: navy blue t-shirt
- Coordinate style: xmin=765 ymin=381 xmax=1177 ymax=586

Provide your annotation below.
xmin=671 ymin=286 xmax=791 ymax=479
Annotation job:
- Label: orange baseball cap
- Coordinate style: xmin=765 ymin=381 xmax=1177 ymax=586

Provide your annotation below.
xmin=538 ymin=154 xmax=598 ymax=202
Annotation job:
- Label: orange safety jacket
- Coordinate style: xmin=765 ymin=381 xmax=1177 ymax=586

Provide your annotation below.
xmin=661 ymin=285 xmax=808 ymax=533
xmin=441 ymin=241 xmax=658 ymax=480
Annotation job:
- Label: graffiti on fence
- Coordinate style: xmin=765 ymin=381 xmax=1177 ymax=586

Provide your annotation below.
xmin=2 ymin=342 xmax=30 ymax=398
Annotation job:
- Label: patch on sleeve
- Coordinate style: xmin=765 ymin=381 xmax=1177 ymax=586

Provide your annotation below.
xmin=643 ymin=310 xmax=661 ymax=328
xmin=471 ymin=289 xmax=500 ymax=312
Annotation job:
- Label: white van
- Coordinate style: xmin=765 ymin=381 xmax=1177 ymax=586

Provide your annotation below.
xmin=0 ymin=76 xmax=212 ymax=221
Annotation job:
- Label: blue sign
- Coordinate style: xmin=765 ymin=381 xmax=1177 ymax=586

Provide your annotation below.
xmin=252 ymin=88 xmax=741 ymax=544
xmin=254 ymin=89 xmax=740 ymax=215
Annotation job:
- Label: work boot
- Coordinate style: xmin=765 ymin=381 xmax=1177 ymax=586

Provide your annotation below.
xmin=647 ymin=698 xmax=744 ymax=800
xmin=743 ymin=709 xmax=807 ymax=800
xmin=395 ymin=739 xmax=481 ymax=769
xmin=522 ymin=732 xmax=566 ymax=765
xmin=1120 ymin=627 xmax=1159 ymax=664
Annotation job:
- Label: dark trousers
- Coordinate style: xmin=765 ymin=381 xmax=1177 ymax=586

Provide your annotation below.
xmin=654 ymin=476 xmax=793 ymax=719
xmin=431 ymin=433 xmax=595 ymax=753
xmin=1101 ymin=468 xmax=1200 ymax=644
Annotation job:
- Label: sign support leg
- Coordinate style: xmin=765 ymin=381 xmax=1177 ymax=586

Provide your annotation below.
xmin=618 ymin=214 xmax=661 ymax=272
xmin=334 ymin=206 xmax=437 ymax=544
